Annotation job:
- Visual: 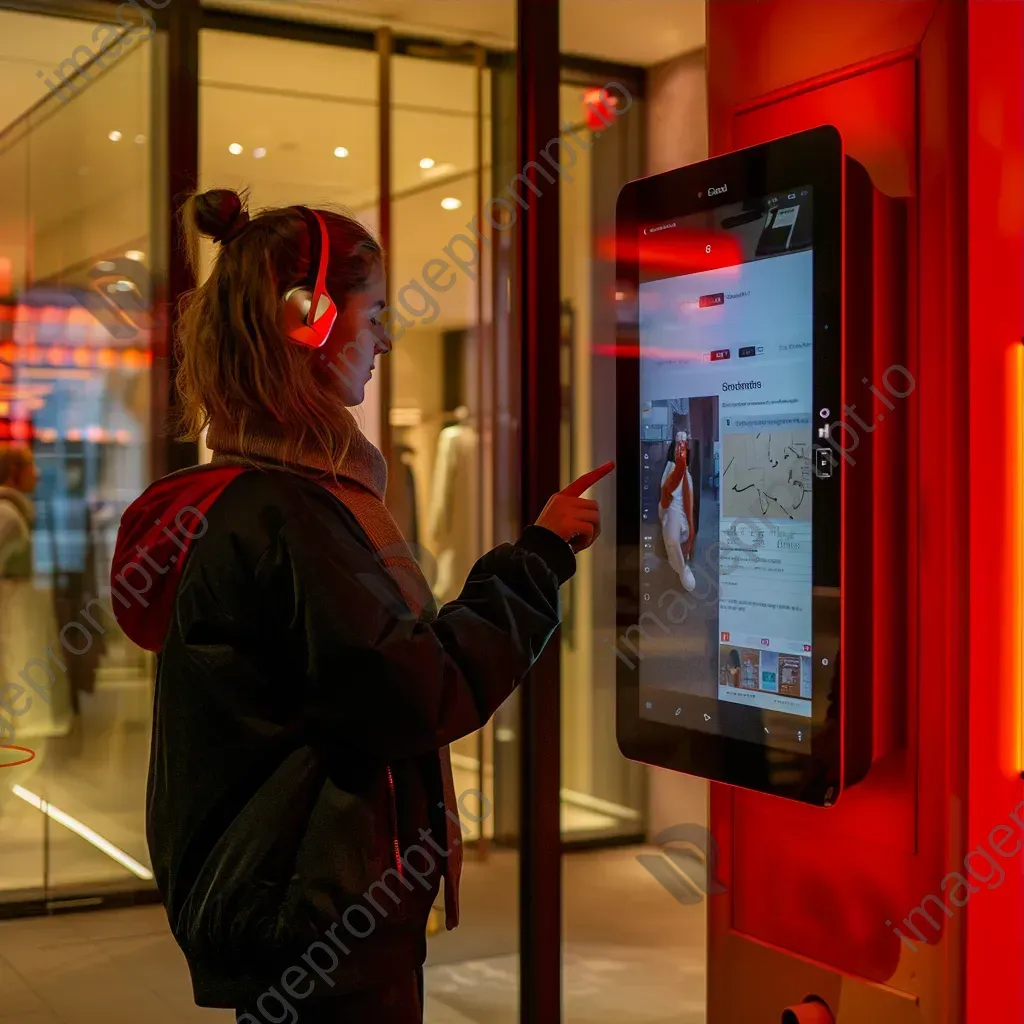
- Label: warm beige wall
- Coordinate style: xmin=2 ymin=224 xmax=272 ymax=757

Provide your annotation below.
xmin=644 ymin=46 xmax=712 ymax=842
xmin=647 ymin=47 xmax=708 ymax=176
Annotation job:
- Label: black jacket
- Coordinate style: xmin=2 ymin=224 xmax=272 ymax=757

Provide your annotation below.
xmin=111 ymin=464 xmax=573 ymax=1008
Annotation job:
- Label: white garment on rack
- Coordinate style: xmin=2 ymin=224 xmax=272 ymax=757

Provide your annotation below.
xmin=427 ymin=423 xmax=479 ymax=605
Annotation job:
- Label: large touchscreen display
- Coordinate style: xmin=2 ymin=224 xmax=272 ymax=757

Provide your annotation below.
xmin=638 ymin=188 xmax=815 ymax=751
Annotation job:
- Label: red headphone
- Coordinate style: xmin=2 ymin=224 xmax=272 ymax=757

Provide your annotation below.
xmin=279 ymin=206 xmax=338 ymax=349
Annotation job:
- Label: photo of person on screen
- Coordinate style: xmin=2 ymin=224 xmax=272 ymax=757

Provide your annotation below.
xmin=659 ymin=430 xmax=696 ymax=592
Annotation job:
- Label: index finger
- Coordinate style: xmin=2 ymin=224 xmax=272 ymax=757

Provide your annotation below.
xmin=561 ymin=461 xmax=615 ymax=497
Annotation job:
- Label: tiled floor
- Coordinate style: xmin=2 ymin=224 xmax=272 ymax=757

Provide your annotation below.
xmin=0 ymin=848 xmax=706 ymax=1023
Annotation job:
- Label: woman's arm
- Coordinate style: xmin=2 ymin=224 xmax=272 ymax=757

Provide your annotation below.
xmin=263 ymin=504 xmax=574 ymax=762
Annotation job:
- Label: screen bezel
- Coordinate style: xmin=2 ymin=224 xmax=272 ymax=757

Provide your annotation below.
xmin=615 ymin=125 xmax=844 ymax=805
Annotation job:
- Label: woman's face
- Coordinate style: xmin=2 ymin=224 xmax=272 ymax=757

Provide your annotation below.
xmin=321 ymin=264 xmax=389 ymax=406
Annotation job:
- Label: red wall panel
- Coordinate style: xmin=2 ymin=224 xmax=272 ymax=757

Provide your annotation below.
xmin=966 ymin=3 xmax=1024 ymax=1022
xmin=703 ymin=1 xmax=1012 ymax=1020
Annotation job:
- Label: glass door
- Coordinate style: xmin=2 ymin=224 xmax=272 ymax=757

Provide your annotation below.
xmin=386 ymin=41 xmax=525 ymax=1023
xmin=0 ymin=4 xmax=160 ymax=907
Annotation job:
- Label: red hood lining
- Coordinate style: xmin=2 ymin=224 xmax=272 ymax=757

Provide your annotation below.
xmin=110 ymin=464 xmax=248 ymax=653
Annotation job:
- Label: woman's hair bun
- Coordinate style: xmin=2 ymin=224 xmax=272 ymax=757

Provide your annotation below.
xmin=192 ymin=188 xmax=250 ymax=244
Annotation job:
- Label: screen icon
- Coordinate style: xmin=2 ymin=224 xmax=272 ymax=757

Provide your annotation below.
xmin=760 ymin=637 xmax=770 ymax=647
xmin=721 ymin=631 xmax=730 ymax=641
xmin=803 ymin=644 xmax=812 ymax=652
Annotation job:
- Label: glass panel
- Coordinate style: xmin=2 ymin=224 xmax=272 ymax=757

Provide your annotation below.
xmin=558 ymin=81 xmax=647 ymax=843
xmin=389 ymin=47 xmax=521 ymax=1024
xmin=558 ymin=19 xmax=711 ymax=1023
xmin=0 ymin=7 xmax=158 ymax=903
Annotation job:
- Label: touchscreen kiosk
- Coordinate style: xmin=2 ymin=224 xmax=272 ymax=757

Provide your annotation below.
xmin=615 ymin=126 xmax=874 ymax=806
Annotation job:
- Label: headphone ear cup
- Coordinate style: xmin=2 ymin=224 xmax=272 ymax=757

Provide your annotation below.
xmin=280 ymin=285 xmax=338 ymax=349
xmin=280 ymin=286 xmax=313 ymax=337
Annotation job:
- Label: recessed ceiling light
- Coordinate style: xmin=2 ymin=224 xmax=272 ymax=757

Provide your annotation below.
xmin=419 ymin=157 xmax=435 ymax=169
xmin=334 ymin=146 xmax=349 ymax=158
xmin=134 ymin=133 xmax=146 ymax=144
xmin=228 ymin=142 xmax=243 ymax=155
xmin=108 ymin=130 xmax=122 ymax=142
xmin=253 ymin=146 xmax=267 ymax=159
xmin=125 ymin=250 xmax=145 ymax=261
xmin=440 ymin=197 xmax=462 ymax=211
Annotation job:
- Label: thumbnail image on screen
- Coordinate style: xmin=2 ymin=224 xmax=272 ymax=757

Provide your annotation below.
xmin=637 ymin=188 xmax=815 ymax=741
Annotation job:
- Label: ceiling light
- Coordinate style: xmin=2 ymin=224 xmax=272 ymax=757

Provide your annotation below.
xmin=334 ymin=146 xmax=349 ymax=158
xmin=134 ymin=133 xmax=146 ymax=144
xmin=108 ymin=130 xmax=122 ymax=142
xmin=125 ymin=250 xmax=145 ymax=261
xmin=419 ymin=157 xmax=435 ymax=169
xmin=228 ymin=142 xmax=243 ymax=155
xmin=253 ymin=146 xmax=267 ymax=159
xmin=440 ymin=197 xmax=462 ymax=211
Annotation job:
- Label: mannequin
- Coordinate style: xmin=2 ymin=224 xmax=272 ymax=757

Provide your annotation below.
xmin=427 ymin=406 xmax=479 ymax=605
xmin=386 ymin=427 xmax=420 ymax=548
xmin=0 ymin=444 xmax=71 ymax=791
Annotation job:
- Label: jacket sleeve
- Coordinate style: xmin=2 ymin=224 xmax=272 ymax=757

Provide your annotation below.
xmin=259 ymin=504 xmax=576 ymax=761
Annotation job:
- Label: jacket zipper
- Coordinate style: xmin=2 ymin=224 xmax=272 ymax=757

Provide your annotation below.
xmin=386 ymin=765 xmax=404 ymax=877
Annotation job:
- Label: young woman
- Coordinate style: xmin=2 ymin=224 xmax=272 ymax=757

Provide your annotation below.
xmin=659 ymin=430 xmax=696 ymax=592
xmin=111 ymin=189 xmax=611 ymax=1023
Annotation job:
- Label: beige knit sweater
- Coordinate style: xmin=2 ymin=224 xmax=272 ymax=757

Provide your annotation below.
xmin=206 ymin=417 xmax=463 ymax=930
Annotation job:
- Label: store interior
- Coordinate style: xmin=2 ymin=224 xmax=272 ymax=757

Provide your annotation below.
xmin=0 ymin=2 xmax=710 ymax=1021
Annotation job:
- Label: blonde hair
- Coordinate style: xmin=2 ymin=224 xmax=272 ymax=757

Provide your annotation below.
xmin=174 ymin=188 xmax=383 ymax=468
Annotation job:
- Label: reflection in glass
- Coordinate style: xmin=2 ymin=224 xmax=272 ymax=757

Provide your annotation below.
xmin=0 ymin=8 xmax=156 ymax=903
